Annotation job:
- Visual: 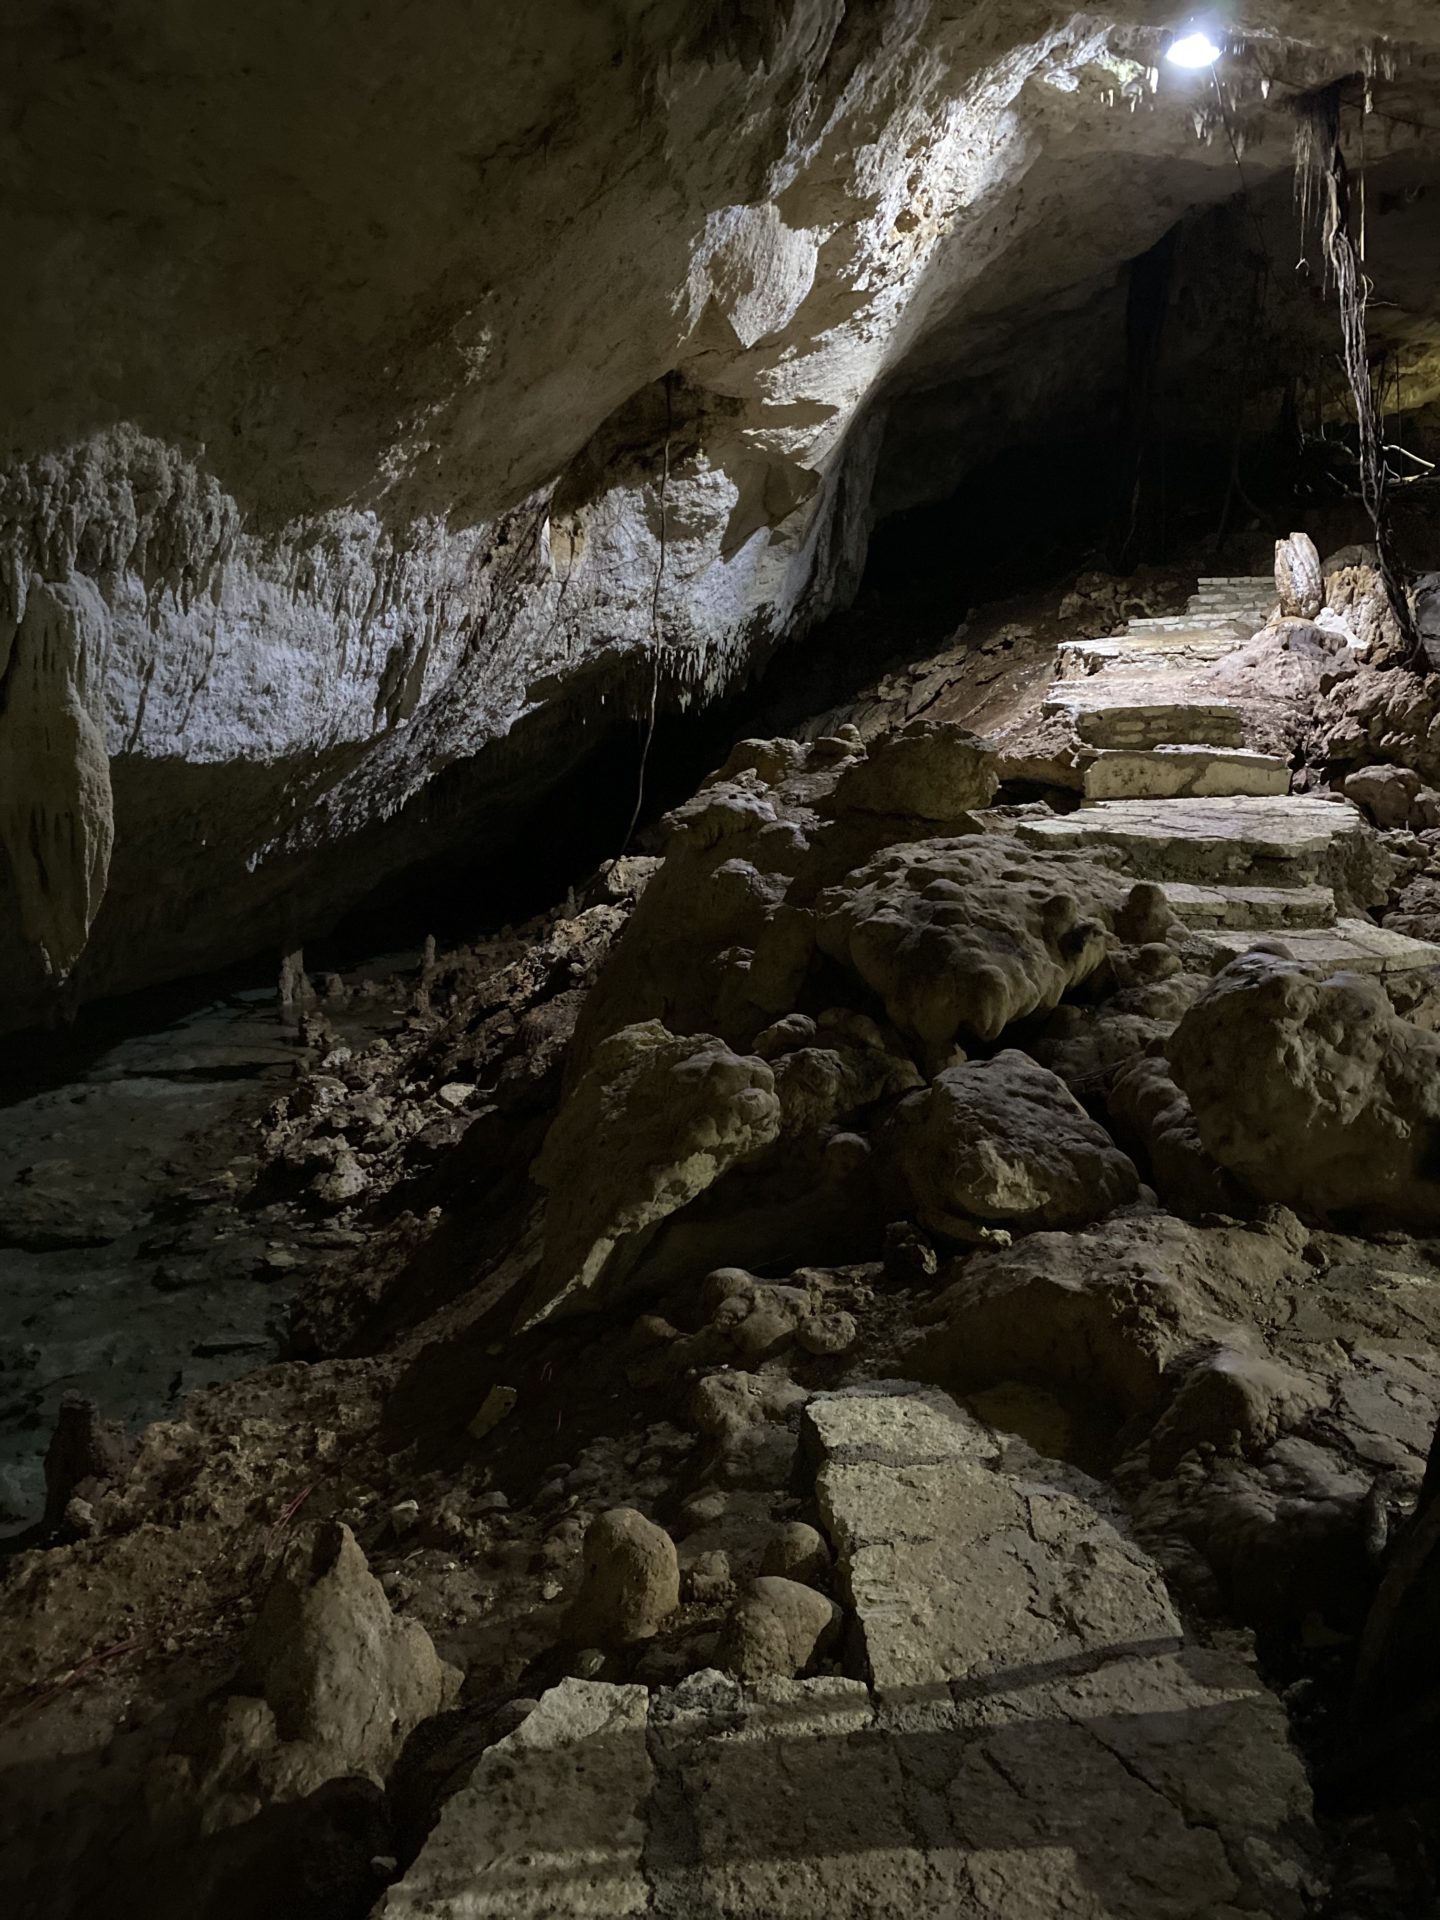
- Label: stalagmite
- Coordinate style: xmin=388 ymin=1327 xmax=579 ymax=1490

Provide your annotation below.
xmin=0 ymin=574 xmax=114 ymax=982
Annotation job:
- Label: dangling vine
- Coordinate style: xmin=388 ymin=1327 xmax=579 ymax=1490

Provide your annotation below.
xmin=620 ymin=370 xmax=675 ymax=855
xmin=1292 ymin=80 xmax=1421 ymax=662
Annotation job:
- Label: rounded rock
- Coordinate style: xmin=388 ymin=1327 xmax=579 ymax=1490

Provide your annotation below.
xmin=797 ymin=1308 xmax=857 ymax=1356
xmin=759 ymin=1522 xmax=831 ymax=1587
xmin=716 ymin=1576 xmax=842 ymax=1679
xmin=563 ymin=1507 xmax=680 ymax=1647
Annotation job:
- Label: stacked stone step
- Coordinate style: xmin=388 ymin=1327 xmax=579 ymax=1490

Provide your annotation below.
xmin=1043 ymin=685 xmax=1248 ymax=751
xmin=379 ymin=1386 xmax=1321 ymax=1920
xmin=1121 ymin=577 xmax=1276 ymax=639
xmin=1056 ymin=632 xmax=1237 ymax=678
xmin=1048 ymin=688 xmax=1290 ymax=801
xmin=1048 ymin=572 xmax=1287 ymax=802
xmin=1182 ymin=575 xmax=1278 ymax=623
xmin=1034 ymin=572 xmax=1440 ymax=974
xmin=1018 ymin=794 xmax=1440 ymax=975
xmin=1057 ymin=579 xmax=1276 ymax=680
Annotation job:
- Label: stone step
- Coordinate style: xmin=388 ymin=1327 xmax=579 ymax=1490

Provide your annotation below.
xmin=1015 ymin=794 xmax=1369 ymax=888
xmin=1044 ymin=693 xmax=1245 ymax=750
xmin=1160 ymin=881 xmax=1337 ymax=931
xmin=1130 ymin=613 xmax=1259 ymax=634
xmin=1180 ymin=609 xmax=1268 ymax=627
xmin=1057 ymin=633 xmax=1239 ymax=677
xmin=1194 ymin=917 xmax=1440 ymax=975
xmin=1082 ymin=746 xmax=1290 ymax=801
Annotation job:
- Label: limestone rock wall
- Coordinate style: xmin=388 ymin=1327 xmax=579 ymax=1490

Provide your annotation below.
xmin=4 ymin=1 xmax=1440 ymax=1023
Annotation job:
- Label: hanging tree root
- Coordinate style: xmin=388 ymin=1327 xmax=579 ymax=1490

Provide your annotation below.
xmin=1293 ymin=80 xmax=1425 ymax=669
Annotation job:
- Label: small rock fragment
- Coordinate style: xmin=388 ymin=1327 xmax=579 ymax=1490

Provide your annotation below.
xmin=797 ymin=1308 xmax=858 ymax=1356
xmin=882 ymin=1220 xmax=937 ymax=1284
xmin=681 ymin=1549 xmax=734 ymax=1604
xmin=467 ymin=1385 xmax=518 ymax=1444
xmin=389 ymin=1499 xmax=421 ymax=1536
xmin=311 ymin=1152 xmax=368 ymax=1208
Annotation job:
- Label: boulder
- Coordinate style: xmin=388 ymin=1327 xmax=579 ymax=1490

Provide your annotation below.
xmin=1343 ymin=763 xmax=1422 ymax=830
xmin=814 ymin=835 xmax=1126 ymax=1045
xmin=564 ymin=1508 xmax=680 ymax=1647
xmin=884 ymin=1050 xmax=1140 ymax=1237
xmin=759 ymin=1521 xmax=832 ymax=1586
xmin=528 ymin=1021 xmax=782 ymax=1322
xmin=1167 ymin=950 xmax=1440 ymax=1223
xmin=1321 ymin=666 xmax=1440 ymax=789
xmin=796 ymin=1307 xmax=858 ymax=1355
xmin=715 ymin=1576 xmax=841 ymax=1679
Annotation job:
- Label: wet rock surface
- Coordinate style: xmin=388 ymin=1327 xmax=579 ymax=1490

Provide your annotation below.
xmin=0 ymin=966 xmax=412 ymax=1525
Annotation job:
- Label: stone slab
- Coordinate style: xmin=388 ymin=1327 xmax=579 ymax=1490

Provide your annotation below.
xmin=809 ymin=1385 xmax=1180 ymax=1697
xmin=1082 ymin=746 xmax=1289 ymax=801
xmin=1160 ymin=881 xmax=1337 ymax=931
xmin=1016 ymin=795 xmax=1368 ymax=886
xmin=385 ymin=1391 xmax=1319 ymax=1919
xmin=1195 ymin=917 xmax=1440 ymax=976
xmin=377 ymin=1679 xmax=653 ymax=1918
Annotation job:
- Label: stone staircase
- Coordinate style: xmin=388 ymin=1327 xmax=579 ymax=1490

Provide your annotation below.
xmin=1032 ymin=577 xmax=1440 ymax=977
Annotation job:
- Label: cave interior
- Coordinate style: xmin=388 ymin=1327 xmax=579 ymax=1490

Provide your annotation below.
xmin=8 ymin=6 xmax=1440 ymax=1917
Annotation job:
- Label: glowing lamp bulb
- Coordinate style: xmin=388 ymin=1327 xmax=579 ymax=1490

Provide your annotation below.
xmin=1166 ymin=29 xmax=1222 ymax=68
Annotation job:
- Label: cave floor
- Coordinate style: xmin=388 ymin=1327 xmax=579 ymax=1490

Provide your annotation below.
xmin=0 ymin=959 xmax=419 ymax=1532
